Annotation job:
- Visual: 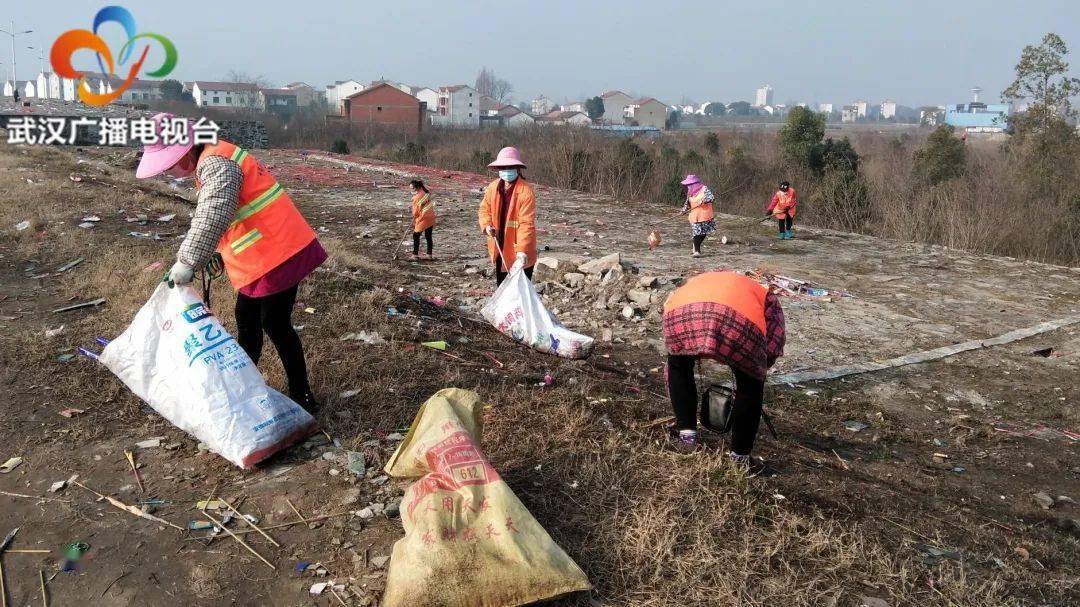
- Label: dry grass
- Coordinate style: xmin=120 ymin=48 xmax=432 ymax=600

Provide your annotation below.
xmin=1 ymin=142 xmax=1074 ymax=606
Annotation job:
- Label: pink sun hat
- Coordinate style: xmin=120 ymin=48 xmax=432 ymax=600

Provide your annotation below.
xmin=135 ymin=113 xmax=194 ymax=179
xmin=680 ymin=174 xmax=701 ymax=186
xmin=487 ymin=146 xmax=526 ymax=169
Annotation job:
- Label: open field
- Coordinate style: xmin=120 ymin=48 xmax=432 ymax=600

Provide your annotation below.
xmin=0 ymin=142 xmax=1077 ymax=606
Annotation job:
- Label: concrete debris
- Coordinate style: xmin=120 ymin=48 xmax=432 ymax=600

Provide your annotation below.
xmin=564 ymin=273 xmax=585 ymax=288
xmin=578 ymin=252 xmax=621 ymax=275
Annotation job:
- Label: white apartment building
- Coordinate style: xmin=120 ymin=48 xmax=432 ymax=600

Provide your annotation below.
xmin=189 ymin=81 xmax=261 ymax=109
xmin=324 ymin=80 xmax=366 ymax=115
xmin=755 ymin=85 xmax=773 ymax=107
xmin=432 ymin=84 xmax=480 ymax=128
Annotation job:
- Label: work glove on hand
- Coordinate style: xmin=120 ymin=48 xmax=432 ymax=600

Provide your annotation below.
xmin=485 ymin=225 xmax=497 ymax=237
xmin=515 ymin=252 xmax=528 ymax=265
xmin=164 ymin=261 xmax=194 ymax=288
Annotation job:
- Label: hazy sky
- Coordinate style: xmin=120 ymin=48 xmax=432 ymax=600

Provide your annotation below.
xmin=6 ymin=1 xmax=1078 ymax=107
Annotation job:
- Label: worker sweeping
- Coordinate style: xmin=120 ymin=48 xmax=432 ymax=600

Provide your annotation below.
xmin=409 ymin=179 xmax=436 ymax=260
xmin=137 ymin=113 xmax=326 ymax=414
xmin=478 ymin=146 xmax=536 ymax=285
xmin=662 ymin=271 xmax=785 ymax=469
xmin=767 ymin=181 xmax=797 ymax=239
xmin=679 ymin=174 xmax=715 ymax=257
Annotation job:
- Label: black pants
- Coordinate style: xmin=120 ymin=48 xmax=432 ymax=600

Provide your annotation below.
xmin=692 ymin=234 xmax=706 ymax=253
xmin=235 ymin=285 xmax=311 ymax=400
xmin=495 ymin=264 xmax=533 ymax=286
xmin=778 ymin=216 xmax=793 ymax=233
xmin=412 ymin=227 xmax=433 ymax=255
xmin=666 ymin=354 xmax=765 ymax=455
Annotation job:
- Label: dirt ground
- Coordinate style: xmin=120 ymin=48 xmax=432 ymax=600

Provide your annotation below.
xmin=0 ymin=141 xmax=1077 ymax=607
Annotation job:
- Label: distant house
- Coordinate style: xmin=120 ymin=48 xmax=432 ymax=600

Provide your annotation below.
xmin=2 ymin=80 xmax=29 ymax=98
xmin=414 ymin=87 xmax=439 ymax=112
xmin=853 ymin=100 xmax=869 ymax=119
xmin=432 ymin=85 xmax=480 ymax=128
xmin=944 ymin=102 xmax=1009 ymax=132
xmin=881 ymin=100 xmax=898 ymax=120
xmin=530 ymin=95 xmax=556 ymax=116
xmin=190 ymin=81 xmax=260 ymax=109
xmin=116 ymin=80 xmax=163 ymax=103
xmin=283 ymin=82 xmax=321 ymax=107
xmin=538 ymin=110 xmax=592 ymax=127
xmin=498 ymin=104 xmax=535 ymax=128
xmin=479 ymin=94 xmax=502 ymax=117
xmin=818 ymin=103 xmax=834 ymax=115
xmin=343 ymin=82 xmax=426 ymax=134
xmin=624 ymin=97 xmax=667 ymax=129
xmin=599 ymin=90 xmax=634 ymax=124
xmin=259 ymin=88 xmax=300 ymax=119
xmin=561 ymin=101 xmax=587 ymax=113
xmin=325 ymin=80 xmax=366 ymax=115
xmin=841 ymin=105 xmax=859 ymax=123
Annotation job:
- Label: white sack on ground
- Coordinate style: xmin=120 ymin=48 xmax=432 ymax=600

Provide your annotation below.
xmin=481 ymin=259 xmax=594 ymax=359
xmin=98 ymin=284 xmax=316 ymax=468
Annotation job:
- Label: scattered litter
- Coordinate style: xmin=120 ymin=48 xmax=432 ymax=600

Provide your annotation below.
xmin=57 ymin=408 xmax=85 ymax=418
xmin=156 ymin=213 xmax=176 ymax=222
xmin=135 ymin=438 xmax=164 ymax=449
xmin=842 ymin=420 xmax=868 ymax=432
xmin=932 ymin=438 xmax=949 ymax=448
xmin=0 ymin=457 xmax=23 ymax=473
xmin=421 ymin=340 xmax=448 ymax=351
xmin=15 ymin=220 xmax=30 ymax=231
xmin=53 ymin=298 xmax=106 ymax=313
xmin=340 ymin=331 xmax=385 ymax=345
xmin=45 ymin=326 xmax=65 ymax=338
xmin=196 ymin=499 xmax=229 ymax=510
xmin=370 ymin=555 xmax=390 ymax=569
xmin=60 ymin=541 xmax=90 ymax=572
xmin=78 ymin=222 xmax=96 ymax=229
xmin=952 ymin=466 xmax=966 ymax=474
xmin=339 ymin=389 xmax=362 ymax=399
xmin=295 ymin=561 xmax=310 ymax=572
xmin=386 ymin=433 xmax=405 ymax=442
xmin=993 ymin=419 xmax=1079 ymax=443
xmin=49 ymin=480 xmax=68 ymax=493
xmin=57 ymin=353 xmax=76 ymax=362
xmin=1014 ymin=546 xmax=1030 ymax=560
xmin=304 ymin=307 xmax=316 ymax=314
xmin=309 ymin=582 xmax=328 ymax=595
xmin=748 ymin=268 xmax=852 ymax=300
xmin=914 ymin=542 xmax=963 ymax=565
xmin=80 ymin=216 xmax=100 ymax=223
xmin=56 ymin=258 xmax=85 ymax=273
xmin=187 ymin=521 xmax=215 ymax=531
xmin=346 ymin=452 xmax=366 ymax=477
xmin=143 ymin=261 xmax=164 ymax=273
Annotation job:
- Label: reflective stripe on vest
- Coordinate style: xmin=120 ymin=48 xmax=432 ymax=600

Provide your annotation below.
xmin=416 ymin=193 xmax=434 ymax=214
xmin=198 ymin=140 xmax=317 ymax=290
xmin=663 ymin=271 xmax=767 ymax=335
xmin=506 ymin=220 xmax=519 ymax=228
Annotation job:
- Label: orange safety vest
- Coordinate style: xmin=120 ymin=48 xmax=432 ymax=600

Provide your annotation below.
xmin=198 ymin=140 xmax=318 ymax=290
xmin=687 ymin=187 xmax=715 ymax=224
xmin=771 ymin=188 xmax=797 ymax=219
xmin=478 ymin=178 xmax=537 ymax=270
xmin=663 ymin=271 xmax=767 ymax=334
xmin=412 ymin=191 xmax=436 ymax=232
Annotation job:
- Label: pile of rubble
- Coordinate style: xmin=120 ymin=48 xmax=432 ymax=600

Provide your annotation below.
xmin=532 ymin=252 xmax=679 ymax=349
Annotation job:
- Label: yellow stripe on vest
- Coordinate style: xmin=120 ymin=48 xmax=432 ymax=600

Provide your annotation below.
xmin=506 ymin=220 xmax=519 ymax=228
xmin=230 ymin=228 xmax=263 ymax=255
xmin=231 ymin=183 xmax=284 ymax=227
xmin=229 ymin=147 xmax=249 ymax=165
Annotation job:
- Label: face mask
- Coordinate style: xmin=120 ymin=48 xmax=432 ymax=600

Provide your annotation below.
xmin=166 ymin=154 xmax=196 ymax=178
xmin=499 ymin=169 xmax=519 ymax=183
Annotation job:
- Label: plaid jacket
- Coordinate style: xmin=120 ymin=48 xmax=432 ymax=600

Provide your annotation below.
xmin=177 ymin=155 xmax=242 ymax=268
xmin=662 ymin=292 xmax=785 ymax=380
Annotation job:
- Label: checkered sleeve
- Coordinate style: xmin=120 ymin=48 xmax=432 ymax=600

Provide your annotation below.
xmin=177 ymin=156 xmax=242 ymax=268
xmin=764 ymin=291 xmax=786 ymax=367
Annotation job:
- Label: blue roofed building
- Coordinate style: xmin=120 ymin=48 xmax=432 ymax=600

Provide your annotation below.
xmin=944 ymin=102 xmax=1010 ymax=132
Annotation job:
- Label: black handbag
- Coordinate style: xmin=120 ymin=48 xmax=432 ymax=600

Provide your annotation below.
xmin=699 ymin=382 xmax=779 ymax=439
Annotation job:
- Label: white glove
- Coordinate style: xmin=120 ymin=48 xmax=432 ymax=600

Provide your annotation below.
xmin=485 ymin=225 xmax=497 ymax=237
xmin=165 ymin=261 xmax=194 ymax=287
xmin=515 ymin=252 xmax=528 ymax=265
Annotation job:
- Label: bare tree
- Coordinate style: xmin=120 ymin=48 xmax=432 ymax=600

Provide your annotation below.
xmin=475 ymin=66 xmax=513 ymax=102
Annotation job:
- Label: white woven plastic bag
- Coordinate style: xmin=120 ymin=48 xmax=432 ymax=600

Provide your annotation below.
xmin=98 ymin=284 xmax=316 ymax=468
xmin=481 ymin=258 xmax=594 ymax=359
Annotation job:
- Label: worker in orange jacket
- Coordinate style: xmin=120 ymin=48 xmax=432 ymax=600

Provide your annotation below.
xmin=478 ymin=147 xmax=537 ymax=285
xmin=766 ymin=181 xmax=797 ymax=239
xmin=410 ymin=179 xmax=436 ymax=260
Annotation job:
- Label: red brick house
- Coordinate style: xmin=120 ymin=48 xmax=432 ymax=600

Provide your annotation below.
xmin=343 ymin=83 xmax=426 ymax=134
